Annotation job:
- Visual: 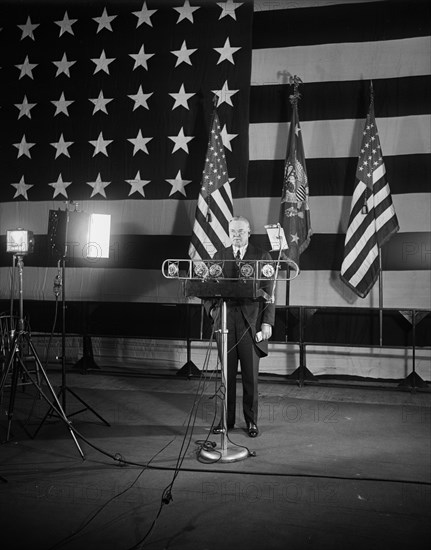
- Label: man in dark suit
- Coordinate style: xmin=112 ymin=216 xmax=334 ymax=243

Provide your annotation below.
xmin=205 ymin=216 xmax=276 ymax=437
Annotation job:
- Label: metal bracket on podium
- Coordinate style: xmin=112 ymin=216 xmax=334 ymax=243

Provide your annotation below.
xmin=162 ymin=257 xmax=299 ymax=463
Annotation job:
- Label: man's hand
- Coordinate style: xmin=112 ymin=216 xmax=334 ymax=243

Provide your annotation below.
xmin=261 ymin=323 xmax=272 ymax=340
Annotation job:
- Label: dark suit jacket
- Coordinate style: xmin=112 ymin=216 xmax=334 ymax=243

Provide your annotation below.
xmin=205 ymin=243 xmax=276 ymax=357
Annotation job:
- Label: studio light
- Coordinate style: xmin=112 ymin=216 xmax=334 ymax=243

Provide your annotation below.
xmin=48 ymin=209 xmax=111 ymax=260
xmin=86 ymin=214 xmax=111 ymax=259
xmin=6 ymin=229 xmax=34 ymax=255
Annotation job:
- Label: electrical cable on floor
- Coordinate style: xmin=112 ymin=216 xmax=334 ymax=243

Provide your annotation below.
xmin=124 ymin=325 xmax=222 ymax=549
xmin=46 ymin=438 xmax=174 ymax=550
xmin=42 ymin=324 xmax=221 ymax=550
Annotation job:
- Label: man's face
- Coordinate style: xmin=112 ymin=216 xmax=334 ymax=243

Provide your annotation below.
xmin=229 ymin=219 xmax=250 ymax=248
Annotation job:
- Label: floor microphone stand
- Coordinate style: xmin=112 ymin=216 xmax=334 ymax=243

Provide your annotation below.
xmin=0 ymin=255 xmax=85 ymax=459
xmin=199 ymin=299 xmax=248 ymax=463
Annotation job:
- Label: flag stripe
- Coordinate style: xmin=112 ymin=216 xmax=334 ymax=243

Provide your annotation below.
xmin=249 ymin=115 xmax=431 ymax=161
xmin=247 ymin=154 xmax=429 ymax=197
xmin=0 ymin=193 xmax=428 ymax=239
xmin=0 ymin=231 xmax=427 ymax=272
xmin=250 ymin=76 xmax=431 ymax=123
xmin=252 ymin=38 xmax=430 ymax=86
xmin=252 ymin=1 xmax=430 ymax=48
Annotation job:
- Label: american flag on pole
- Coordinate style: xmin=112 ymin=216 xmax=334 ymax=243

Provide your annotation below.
xmin=340 ymin=93 xmax=400 ymax=298
xmin=279 ymin=89 xmax=312 ymax=266
xmin=188 ymin=107 xmax=233 ymax=259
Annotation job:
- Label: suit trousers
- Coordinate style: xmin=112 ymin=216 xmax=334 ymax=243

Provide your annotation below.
xmin=221 ymin=304 xmax=260 ymax=426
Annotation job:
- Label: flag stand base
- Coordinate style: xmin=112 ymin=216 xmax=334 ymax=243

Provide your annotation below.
xmin=288 ymin=365 xmax=317 ymax=386
xmin=74 ymin=335 xmax=100 ymax=373
xmin=398 ymin=371 xmax=428 ymax=390
xmin=176 ymin=361 xmax=201 ymax=378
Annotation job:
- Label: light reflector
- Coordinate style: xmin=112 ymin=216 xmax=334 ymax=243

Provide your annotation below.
xmin=86 ymin=214 xmax=111 ymax=259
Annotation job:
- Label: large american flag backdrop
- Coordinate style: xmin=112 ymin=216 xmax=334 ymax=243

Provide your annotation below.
xmin=0 ymin=0 xmax=430 ymax=317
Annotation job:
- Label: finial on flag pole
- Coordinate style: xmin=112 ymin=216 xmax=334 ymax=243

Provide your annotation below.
xmin=288 ymin=75 xmax=303 ymax=105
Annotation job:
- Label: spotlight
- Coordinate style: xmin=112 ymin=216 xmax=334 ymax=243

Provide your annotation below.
xmin=48 ymin=209 xmax=111 ymax=260
xmin=6 ymin=229 xmax=34 ymax=255
xmin=86 ymin=213 xmax=111 ymax=259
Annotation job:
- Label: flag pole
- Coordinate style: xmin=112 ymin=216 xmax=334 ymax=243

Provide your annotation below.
xmin=284 ymin=75 xmax=302 ymax=307
xmin=371 ymin=82 xmax=384 ymax=348
xmin=378 ymin=248 xmax=383 ymax=347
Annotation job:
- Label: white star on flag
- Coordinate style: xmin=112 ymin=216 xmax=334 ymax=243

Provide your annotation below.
xmin=166 ymin=170 xmax=192 ymax=197
xmin=171 ymin=40 xmax=197 ymax=67
xmin=126 ymin=171 xmax=150 ymax=197
xmin=55 ymin=11 xmax=77 ymax=37
xmin=12 ymin=176 xmax=33 ymax=200
xmin=220 ymin=124 xmax=237 ymax=151
xmin=128 ymin=86 xmax=153 ymax=110
xmin=93 ymin=8 xmax=117 ymax=33
xmin=130 ymin=44 xmax=154 ymax=70
xmin=18 ymin=16 xmax=39 ymax=40
xmin=16 ymin=55 xmax=37 ymax=79
xmin=133 ymin=2 xmax=157 ymax=28
xmin=89 ymin=91 xmax=114 ymax=115
xmin=51 ymin=92 xmax=74 ymax=116
xmin=50 ymin=134 xmax=73 ymax=158
xmin=212 ymin=80 xmax=238 ymax=107
xmin=49 ymin=174 xmax=72 ymax=198
xmin=169 ymin=84 xmax=195 ymax=110
xmin=53 ymin=53 xmax=76 ymax=77
xmin=168 ymin=127 xmax=194 ymax=153
xmin=217 ymin=0 xmax=243 ymax=20
xmin=91 ymin=50 xmax=115 ymax=75
xmin=89 ymin=132 xmax=113 ymax=157
xmin=128 ymin=130 xmax=153 ymax=155
xmin=13 ymin=135 xmax=35 ymax=158
xmin=87 ymin=173 xmax=110 ymax=198
xmin=15 ymin=95 xmax=36 ymax=119
xmin=214 ymin=37 xmax=241 ymax=65
xmin=174 ymin=1 xmax=200 ymax=23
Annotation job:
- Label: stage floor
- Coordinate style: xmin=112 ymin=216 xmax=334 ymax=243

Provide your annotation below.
xmin=1 ymin=367 xmax=430 ymax=550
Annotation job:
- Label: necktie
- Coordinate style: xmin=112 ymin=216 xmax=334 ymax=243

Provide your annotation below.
xmin=235 ymin=249 xmax=241 ymax=260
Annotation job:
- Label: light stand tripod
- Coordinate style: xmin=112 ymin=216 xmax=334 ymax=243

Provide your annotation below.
xmin=34 ymin=210 xmax=110 ymax=436
xmin=0 ymin=255 xmax=84 ymax=459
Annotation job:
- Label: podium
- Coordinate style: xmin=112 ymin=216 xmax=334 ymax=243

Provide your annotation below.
xmin=162 ymin=258 xmax=299 ymax=463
